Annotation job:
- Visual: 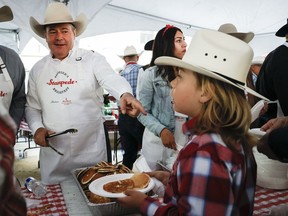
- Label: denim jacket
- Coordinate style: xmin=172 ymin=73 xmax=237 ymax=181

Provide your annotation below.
xmin=137 ymin=66 xmax=175 ymax=136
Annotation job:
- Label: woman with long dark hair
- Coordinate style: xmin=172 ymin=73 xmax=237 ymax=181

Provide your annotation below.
xmin=137 ymin=25 xmax=187 ymax=170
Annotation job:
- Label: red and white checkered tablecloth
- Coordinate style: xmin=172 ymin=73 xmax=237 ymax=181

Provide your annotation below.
xmin=253 ymin=186 xmax=288 ymax=216
xmin=22 ymin=184 xmax=68 ymax=216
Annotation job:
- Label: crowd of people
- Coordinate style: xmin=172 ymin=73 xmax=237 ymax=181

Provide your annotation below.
xmin=1 ymin=2 xmax=288 ymax=215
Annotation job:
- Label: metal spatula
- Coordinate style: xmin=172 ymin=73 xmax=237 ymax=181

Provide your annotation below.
xmin=45 ymin=128 xmax=78 ymax=155
xmin=46 ymin=128 xmax=78 ymax=139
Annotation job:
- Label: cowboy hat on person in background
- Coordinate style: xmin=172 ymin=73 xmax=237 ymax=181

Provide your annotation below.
xmin=144 ymin=40 xmax=154 ymax=51
xmin=29 ymin=2 xmax=87 ymax=38
xmin=118 ymin=45 xmax=143 ymax=59
xmin=0 ymin=5 xmax=13 ymax=22
xmin=218 ymin=23 xmax=255 ymax=43
xmin=275 ymin=18 xmax=288 ymax=37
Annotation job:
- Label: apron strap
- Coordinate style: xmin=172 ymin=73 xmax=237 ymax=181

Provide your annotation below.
xmin=0 ymin=56 xmax=12 ymax=81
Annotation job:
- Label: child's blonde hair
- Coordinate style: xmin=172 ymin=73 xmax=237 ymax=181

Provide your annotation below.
xmin=192 ymin=72 xmax=258 ymax=149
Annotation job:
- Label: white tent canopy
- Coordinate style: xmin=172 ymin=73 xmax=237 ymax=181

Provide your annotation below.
xmin=0 ymin=0 xmax=287 ymax=56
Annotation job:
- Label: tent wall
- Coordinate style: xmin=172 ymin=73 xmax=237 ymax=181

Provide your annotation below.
xmin=0 ymin=0 xmax=287 ymax=56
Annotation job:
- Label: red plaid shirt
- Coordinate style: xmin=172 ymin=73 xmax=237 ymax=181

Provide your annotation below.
xmin=141 ymin=120 xmax=256 ymax=215
xmin=0 ymin=115 xmax=27 ymax=215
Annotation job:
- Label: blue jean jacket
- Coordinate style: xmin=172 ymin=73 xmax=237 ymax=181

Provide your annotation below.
xmin=137 ymin=66 xmax=175 ymax=136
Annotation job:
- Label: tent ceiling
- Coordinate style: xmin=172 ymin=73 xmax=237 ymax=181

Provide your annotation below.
xmin=0 ymin=0 xmax=286 ymax=56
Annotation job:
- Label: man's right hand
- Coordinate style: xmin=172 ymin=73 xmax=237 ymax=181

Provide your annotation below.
xmin=34 ymin=127 xmax=55 ymax=147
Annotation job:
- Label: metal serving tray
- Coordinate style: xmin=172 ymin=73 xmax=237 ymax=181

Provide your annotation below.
xmin=71 ymin=167 xmax=137 ymax=216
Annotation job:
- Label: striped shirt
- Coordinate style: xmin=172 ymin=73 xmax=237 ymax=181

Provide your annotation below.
xmin=120 ymin=62 xmax=141 ymax=97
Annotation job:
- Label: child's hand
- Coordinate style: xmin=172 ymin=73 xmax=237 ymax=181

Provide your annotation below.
xmin=117 ymin=190 xmax=147 ymax=211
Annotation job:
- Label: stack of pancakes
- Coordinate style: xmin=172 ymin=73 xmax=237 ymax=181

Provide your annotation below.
xmin=103 ymin=173 xmax=150 ymax=193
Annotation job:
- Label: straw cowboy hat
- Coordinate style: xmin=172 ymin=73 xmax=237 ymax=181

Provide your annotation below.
xmin=0 ymin=5 xmax=13 ymax=22
xmin=218 ymin=23 xmax=254 ymax=43
xmin=275 ymin=19 xmax=288 ymax=37
xmin=155 ymin=29 xmax=268 ymax=101
xmin=29 ymin=2 xmax=87 ymax=38
xmin=119 ymin=46 xmax=142 ymax=59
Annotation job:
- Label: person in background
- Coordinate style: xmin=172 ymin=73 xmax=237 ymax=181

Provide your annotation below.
xmin=118 ymin=46 xmax=145 ymax=169
xmin=25 ymin=2 xmax=145 ymax=184
xmin=246 ymin=56 xmax=265 ymax=107
xmin=118 ymin=29 xmax=266 ymax=215
xmin=0 ymin=101 xmax=27 ymax=215
xmin=217 ymin=23 xmax=254 ymax=43
xmin=256 ymin=18 xmax=288 ymax=116
xmin=137 ymin=25 xmax=187 ymax=170
xmin=0 ymin=5 xmax=26 ymax=128
xmin=257 ymin=116 xmax=288 ymax=162
xmin=217 ymin=23 xmax=262 ymax=108
xmin=136 ymin=39 xmax=154 ymax=99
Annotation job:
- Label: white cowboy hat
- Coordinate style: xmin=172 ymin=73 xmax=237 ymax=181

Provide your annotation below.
xmin=218 ymin=23 xmax=254 ymax=43
xmin=0 ymin=5 xmax=13 ymax=22
xmin=29 ymin=2 xmax=87 ymax=38
xmin=118 ymin=46 xmax=142 ymax=59
xmin=155 ymin=29 xmax=268 ymax=101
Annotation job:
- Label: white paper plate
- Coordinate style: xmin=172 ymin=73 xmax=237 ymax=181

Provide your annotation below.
xmin=89 ymin=173 xmax=155 ymax=198
xmin=249 ymin=128 xmax=266 ymax=138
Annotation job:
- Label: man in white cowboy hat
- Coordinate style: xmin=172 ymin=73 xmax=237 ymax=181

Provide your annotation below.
xmin=117 ymin=45 xmax=145 ymax=169
xmin=0 ymin=5 xmax=26 ymax=128
xmin=256 ymin=18 xmax=288 ymax=117
xmin=25 ymin=2 xmax=146 ymax=184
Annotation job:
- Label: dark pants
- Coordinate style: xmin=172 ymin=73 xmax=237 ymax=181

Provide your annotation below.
xmin=103 ymin=123 xmax=112 ymax=162
xmin=118 ymin=113 xmax=145 ymax=169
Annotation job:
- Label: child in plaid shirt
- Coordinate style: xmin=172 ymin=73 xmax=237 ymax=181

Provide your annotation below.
xmin=118 ymin=29 xmax=268 ymax=215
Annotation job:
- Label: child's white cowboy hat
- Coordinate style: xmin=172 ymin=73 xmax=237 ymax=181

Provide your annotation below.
xmin=155 ymin=29 xmax=268 ymax=101
xmin=218 ymin=23 xmax=254 ymax=43
xmin=30 ymin=2 xmax=87 ymax=38
xmin=0 ymin=5 xmax=13 ymax=22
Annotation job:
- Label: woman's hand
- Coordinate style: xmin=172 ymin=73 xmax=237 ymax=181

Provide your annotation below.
xmin=160 ymin=128 xmax=176 ymax=150
xmin=117 ymin=190 xmax=147 ymax=212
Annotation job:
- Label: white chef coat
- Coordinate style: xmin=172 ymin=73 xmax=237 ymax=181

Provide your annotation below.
xmin=0 ymin=56 xmax=14 ymax=112
xmin=25 ymin=48 xmax=132 ymax=184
